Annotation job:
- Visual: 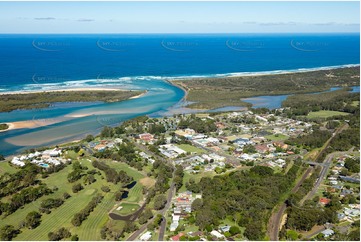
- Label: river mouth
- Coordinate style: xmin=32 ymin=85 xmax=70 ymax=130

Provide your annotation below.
xmin=0 ymin=79 xmax=185 ymax=156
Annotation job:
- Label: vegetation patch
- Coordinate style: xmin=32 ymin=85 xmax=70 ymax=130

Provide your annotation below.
xmin=0 ymin=90 xmax=144 ymax=112
xmin=307 ymin=110 xmax=350 ymax=119
xmin=173 ymin=67 xmax=359 ymax=109
xmin=139 ymin=177 xmax=156 ymax=188
xmin=265 ymin=134 xmax=289 ymax=141
xmin=177 ymin=144 xmax=205 ymax=154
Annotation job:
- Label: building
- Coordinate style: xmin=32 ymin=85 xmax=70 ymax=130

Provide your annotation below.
xmin=220 ymin=225 xmax=231 ymax=233
xmin=319 ymin=197 xmax=331 ymax=205
xmin=171 ymin=233 xmax=185 ymax=241
xmin=140 ymin=231 xmax=152 ymax=241
xmin=139 ymin=133 xmax=154 ymax=142
xmin=321 ymin=229 xmax=334 ymax=238
xmin=211 ymin=230 xmax=224 ymax=239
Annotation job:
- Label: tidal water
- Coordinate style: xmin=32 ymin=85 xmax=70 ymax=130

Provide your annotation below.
xmin=0 ymin=34 xmax=359 ymax=155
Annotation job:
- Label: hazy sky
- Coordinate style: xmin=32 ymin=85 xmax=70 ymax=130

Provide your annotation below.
xmin=0 ymin=1 xmax=359 ymax=33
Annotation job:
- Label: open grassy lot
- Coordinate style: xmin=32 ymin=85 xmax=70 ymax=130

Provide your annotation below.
xmin=176 ymin=144 xmax=205 ymax=154
xmin=0 ymin=158 xmax=146 ymax=241
xmin=115 ymin=202 xmax=140 ymax=216
xmin=265 ymin=134 xmax=289 ymax=141
xmin=351 ymin=101 xmax=360 ymax=107
xmin=0 ymin=161 xmax=18 ymax=175
xmin=307 ymin=110 xmax=350 ymax=119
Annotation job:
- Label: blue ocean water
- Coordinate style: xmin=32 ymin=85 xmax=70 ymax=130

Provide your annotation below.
xmin=0 ymin=33 xmax=359 ymax=91
xmin=0 ymin=34 xmax=359 ymax=155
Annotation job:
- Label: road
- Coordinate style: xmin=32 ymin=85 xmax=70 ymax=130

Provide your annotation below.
xmin=126 ymin=143 xmax=176 ymax=241
xmin=268 ymin=123 xmax=348 ymax=240
xmin=268 ymin=166 xmax=314 ymax=241
xmin=301 ymin=154 xmax=334 ymax=204
xmin=158 ymin=180 xmax=176 ymax=241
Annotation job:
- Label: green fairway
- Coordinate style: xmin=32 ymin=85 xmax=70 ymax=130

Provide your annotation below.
xmin=0 ymin=161 xmax=18 ymax=175
xmin=176 ymin=144 xmax=205 ymax=154
xmin=115 ymin=202 xmax=140 ymax=216
xmin=307 ymin=110 xmax=350 ymax=119
xmin=106 ymin=161 xmax=145 ymax=203
xmin=1 ymin=158 xmax=146 ymax=241
xmin=265 ymin=134 xmax=289 ymax=141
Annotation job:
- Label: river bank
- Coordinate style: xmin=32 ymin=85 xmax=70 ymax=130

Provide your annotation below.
xmin=171 ymin=66 xmax=360 ymax=110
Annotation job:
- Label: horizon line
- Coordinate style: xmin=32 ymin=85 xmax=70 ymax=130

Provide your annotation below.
xmin=0 ymin=32 xmax=360 ymax=35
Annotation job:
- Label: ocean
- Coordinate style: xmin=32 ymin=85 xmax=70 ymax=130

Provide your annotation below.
xmin=0 ymin=33 xmax=359 ymax=155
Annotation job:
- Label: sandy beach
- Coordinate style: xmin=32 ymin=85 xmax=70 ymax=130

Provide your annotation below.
xmin=128 ymin=90 xmax=148 ymax=99
xmin=0 ymin=117 xmax=71 ymax=133
xmin=0 ymin=88 xmax=149 ymax=133
xmin=0 ymin=87 xmax=129 ymax=95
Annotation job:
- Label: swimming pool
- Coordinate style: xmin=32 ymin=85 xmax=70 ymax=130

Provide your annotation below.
xmin=39 ymin=163 xmax=49 ymax=168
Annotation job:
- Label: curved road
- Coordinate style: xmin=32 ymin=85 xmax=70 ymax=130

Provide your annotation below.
xmin=268 ymin=123 xmax=348 ymax=241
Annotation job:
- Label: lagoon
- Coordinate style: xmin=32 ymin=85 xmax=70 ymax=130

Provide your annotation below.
xmin=242 ymin=86 xmax=360 ymax=109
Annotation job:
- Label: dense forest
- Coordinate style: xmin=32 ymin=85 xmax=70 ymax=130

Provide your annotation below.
xmin=282 ymin=89 xmax=359 ymax=116
xmin=186 ymin=162 xmax=303 ymax=240
xmin=0 ymin=90 xmax=143 ymax=112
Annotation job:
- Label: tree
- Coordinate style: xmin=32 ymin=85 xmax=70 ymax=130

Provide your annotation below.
xmin=71 ymin=234 xmax=79 ymax=241
xmin=115 ymin=190 xmax=126 ymax=201
xmin=0 ymin=225 xmax=19 ymax=241
xmin=191 ymin=198 xmax=203 ymax=211
xmin=153 ymin=214 xmax=163 ymax=228
xmin=286 ymin=230 xmax=299 ymax=240
xmin=344 ymin=158 xmax=360 ymax=173
xmin=58 ymin=227 xmax=71 ymax=238
xmin=153 ymin=194 xmax=167 ymax=210
xmin=244 ymin=221 xmax=264 ymax=240
xmin=101 ymin=186 xmax=110 ymax=193
xmin=84 ymin=174 xmax=96 ymax=184
xmin=63 ymin=192 xmax=71 ymax=199
xmin=72 ymin=183 xmax=83 ymax=193
xmin=100 ymin=126 xmax=114 ymax=138
xmin=25 ymin=211 xmax=42 ymax=229
xmin=229 ymin=226 xmax=241 ymax=236
xmin=84 ymin=134 xmax=94 ymax=142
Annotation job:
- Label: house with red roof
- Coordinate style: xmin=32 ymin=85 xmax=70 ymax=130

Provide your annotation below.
xmin=171 ymin=232 xmax=185 ymax=241
xmin=320 ymin=197 xmax=331 ymax=205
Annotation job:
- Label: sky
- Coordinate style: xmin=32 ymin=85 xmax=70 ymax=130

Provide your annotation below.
xmin=0 ymin=1 xmax=359 ymax=33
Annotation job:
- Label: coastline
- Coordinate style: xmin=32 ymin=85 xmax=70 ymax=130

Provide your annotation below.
xmin=0 ymin=87 xmax=134 ymax=95
xmin=169 ymin=65 xmax=360 ymax=110
xmin=0 ymin=89 xmax=147 ymax=133
xmin=166 ymin=63 xmax=360 ymax=81
xmin=1 ymin=64 xmax=359 ymax=157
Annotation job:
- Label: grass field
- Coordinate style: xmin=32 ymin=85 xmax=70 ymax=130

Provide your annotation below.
xmin=0 ymin=161 xmax=18 ymax=175
xmin=307 ymin=110 xmax=350 ymax=119
xmin=265 ymin=134 xmax=289 ymax=141
xmin=351 ymin=101 xmax=359 ymax=107
xmin=176 ymin=144 xmax=205 ymax=154
xmin=115 ymin=202 xmax=140 ymax=216
xmin=0 ymin=158 xmax=146 ymax=241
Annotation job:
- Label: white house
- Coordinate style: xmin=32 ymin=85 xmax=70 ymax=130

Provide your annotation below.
xmin=140 ymin=231 xmax=152 ymax=241
xmin=210 ymin=230 xmax=224 ymax=239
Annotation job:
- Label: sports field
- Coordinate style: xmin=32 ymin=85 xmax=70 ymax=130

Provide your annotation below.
xmin=307 ymin=110 xmax=350 ymax=119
